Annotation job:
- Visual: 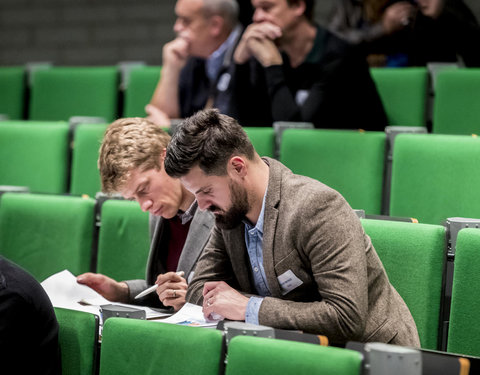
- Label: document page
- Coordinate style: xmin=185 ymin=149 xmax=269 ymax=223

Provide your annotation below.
xmin=41 ymin=270 xmax=171 ymax=321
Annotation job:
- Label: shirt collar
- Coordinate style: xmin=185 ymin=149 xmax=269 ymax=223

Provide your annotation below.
xmin=244 ymin=188 xmax=267 ymax=235
xmin=177 ymin=200 xmax=198 ymax=225
xmin=206 ymin=25 xmax=241 ymax=82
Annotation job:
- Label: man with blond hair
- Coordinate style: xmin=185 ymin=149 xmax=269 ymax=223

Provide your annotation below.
xmin=77 ymin=117 xmax=214 ymax=310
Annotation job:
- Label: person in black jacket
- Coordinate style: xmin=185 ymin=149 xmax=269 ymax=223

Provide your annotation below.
xmin=329 ymin=0 xmax=480 ymax=67
xmin=231 ymin=0 xmax=388 ymax=130
xmin=0 ymin=256 xmax=62 ymax=375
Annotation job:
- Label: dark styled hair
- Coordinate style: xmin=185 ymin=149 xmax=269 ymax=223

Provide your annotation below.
xmin=287 ymin=0 xmax=315 ymax=22
xmin=164 ymin=109 xmax=255 ymax=178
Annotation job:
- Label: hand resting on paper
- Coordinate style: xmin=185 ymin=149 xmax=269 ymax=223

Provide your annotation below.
xmin=202 ymin=281 xmax=248 ymax=321
xmin=76 ymin=272 xmax=130 ymax=303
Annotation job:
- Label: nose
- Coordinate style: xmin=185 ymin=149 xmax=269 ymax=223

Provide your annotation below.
xmin=173 ymin=18 xmax=183 ymax=34
xmin=253 ymin=8 xmax=266 ymax=23
xmin=139 ymin=198 xmax=153 ymax=213
xmin=196 ymin=196 xmax=210 ymax=211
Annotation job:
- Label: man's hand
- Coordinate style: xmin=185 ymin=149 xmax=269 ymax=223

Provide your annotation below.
xmin=145 ymin=104 xmax=171 ymax=127
xmin=162 ymin=37 xmax=190 ymax=71
xmin=382 ymin=2 xmax=416 ymax=34
xmin=76 ymin=273 xmax=129 ymax=303
xmin=234 ymin=22 xmax=283 ymax=66
xmin=202 ymin=281 xmax=249 ymax=321
xmin=155 ymin=272 xmax=188 ymax=311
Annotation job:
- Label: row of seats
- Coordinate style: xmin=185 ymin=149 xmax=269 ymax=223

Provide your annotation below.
xmin=54 ymin=309 xmax=363 ymax=375
xmin=280 ymin=128 xmax=480 ymax=224
xmin=0 ymin=193 xmax=149 ymax=283
xmin=2 ymin=122 xmax=480 ymax=224
xmin=1 ymin=191 xmax=478 ymax=355
xmin=0 ymin=65 xmax=160 ymax=122
xmin=1 ymin=65 xmax=480 ymax=134
xmin=0 ymin=121 xmax=273 ymax=198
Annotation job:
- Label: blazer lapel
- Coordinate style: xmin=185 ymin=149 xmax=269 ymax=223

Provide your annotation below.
xmin=262 ymin=158 xmax=283 ymax=297
xmin=177 ymin=209 xmax=215 ymax=277
xmin=146 ymin=215 xmax=166 ymax=282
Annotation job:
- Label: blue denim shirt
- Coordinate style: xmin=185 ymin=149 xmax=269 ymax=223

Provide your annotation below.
xmin=244 ymin=191 xmax=270 ymax=324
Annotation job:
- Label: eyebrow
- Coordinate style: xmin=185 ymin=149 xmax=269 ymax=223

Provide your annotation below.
xmin=195 ymin=185 xmax=211 ymax=195
xmin=134 ymin=180 xmax=149 ymax=196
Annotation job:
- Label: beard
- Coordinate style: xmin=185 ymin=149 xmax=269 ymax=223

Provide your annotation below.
xmin=209 ymin=181 xmax=249 ymax=230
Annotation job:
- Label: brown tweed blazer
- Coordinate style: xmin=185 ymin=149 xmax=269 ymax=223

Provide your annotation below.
xmin=187 ymin=158 xmax=420 ymax=346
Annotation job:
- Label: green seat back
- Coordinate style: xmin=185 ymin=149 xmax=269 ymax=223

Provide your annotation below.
xmin=70 ymin=123 xmax=108 ymax=197
xmin=433 ymin=69 xmax=480 ymax=135
xmin=29 ymin=67 xmax=119 ymax=122
xmin=370 ymin=67 xmax=428 ymax=127
xmin=0 ymin=66 xmax=26 ymax=119
xmin=99 ymin=319 xmax=224 ymax=375
xmin=0 ymin=193 xmax=96 ymax=281
xmin=390 ymin=134 xmax=480 ymax=224
xmin=361 ymin=219 xmax=446 ymax=349
xmin=55 ymin=307 xmax=99 ymax=375
xmin=0 ymin=121 xmax=69 ymax=194
xmin=280 ymin=129 xmax=386 ymax=214
xmin=448 ymin=228 xmax=480 ymax=356
xmin=123 ymin=66 xmax=162 ymax=117
xmin=244 ymin=127 xmax=275 ymax=158
xmin=97 ymin=200 xmax=150 ymax=281
xmin=225 ymin=336 xmax=362 ymax=375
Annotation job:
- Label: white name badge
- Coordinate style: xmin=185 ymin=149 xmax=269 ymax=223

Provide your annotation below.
xmin=216 ymin=72 xmax=231 ymax=92
xmin=277 ymin=270 xmax=303 ymax=295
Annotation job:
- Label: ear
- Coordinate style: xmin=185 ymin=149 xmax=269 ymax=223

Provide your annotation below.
xmin=159 ymin=148 xmax=167 ymax=168
xmin=209 ymin=14 xmax=224 ymax=38
xmin=227 ymin=156 xmax=247 ymax=179
xmin=291 ymin=0 xmax=306 ymax=18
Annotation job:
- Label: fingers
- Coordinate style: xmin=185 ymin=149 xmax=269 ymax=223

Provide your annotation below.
xmin=145 ymin=104 xmax=171 ymax=127
xmin=163 ymin=38 xmax=189 ymax=65
xmin=76 ymin=272 xmax=105 ymax=289
xmin=155 ymin=271 xmax=186 ymax=286
xmin=158 ymin=287 xmax=186 ymax=309
xmin=76 ymin=272 xmax=94 ymax=284
xmin=245 ymin=22 xmax=282 ymax=41
xmin=202 ymin=280 xmax=221 ymax=296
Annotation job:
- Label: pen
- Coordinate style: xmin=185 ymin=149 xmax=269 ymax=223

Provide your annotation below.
xmin=134 ymin=271 xmax=185 ymax=300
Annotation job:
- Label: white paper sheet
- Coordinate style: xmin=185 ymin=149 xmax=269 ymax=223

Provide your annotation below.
xmin=157 ymin=302 xmax=222 ymax=328
xmin=41 ymin=270 xmax=171 ymax=321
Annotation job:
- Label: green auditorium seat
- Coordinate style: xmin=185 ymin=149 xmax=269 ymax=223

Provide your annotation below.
xmin=29 ymin=67 xmax=119 ymax=122
xmin=0 ymin=66 xmax=26 ymax=120
xmin=225 ymin=336 xmax=362 ymax=375
xmin=280 ymin=128 xmax=386 ymax=214
xmin=99 ymin=319 xmax=224 ymax=375
xmin=55 ymin=307 xmax=99 ymax=375
xmin=96 ymin=199 xmax=150 ymax=281
xmin=0 ymin=193 xmax=96 ymax=282
xmin=0 ymin=121 xmax=70 ymax=194
xmin=389 ymin=133 xmax=480 ymax=224
xmin=433 ymin=68 xmax=480 ymax=135
xmin=70 ymin=123 xmax=108 ymax=197
xmin=244 ymin=127 xmax=275 ymax=158
xmin=123 ymin=66 xmax=162 ymax=117
xmin=361 ymin=219 xmax=446 ymax=350
xmin=448 ymin=228 xmax=480 ymax=357
xmin=370 ymin=67 xmax=428 ymax=127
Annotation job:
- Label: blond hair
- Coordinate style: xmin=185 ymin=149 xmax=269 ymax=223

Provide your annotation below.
xmin=98 ymin=117 xmax=171 ymax=193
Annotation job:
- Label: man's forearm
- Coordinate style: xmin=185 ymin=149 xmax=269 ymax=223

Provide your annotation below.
xmin=149 ymin=65 xmax=182 ymax=119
